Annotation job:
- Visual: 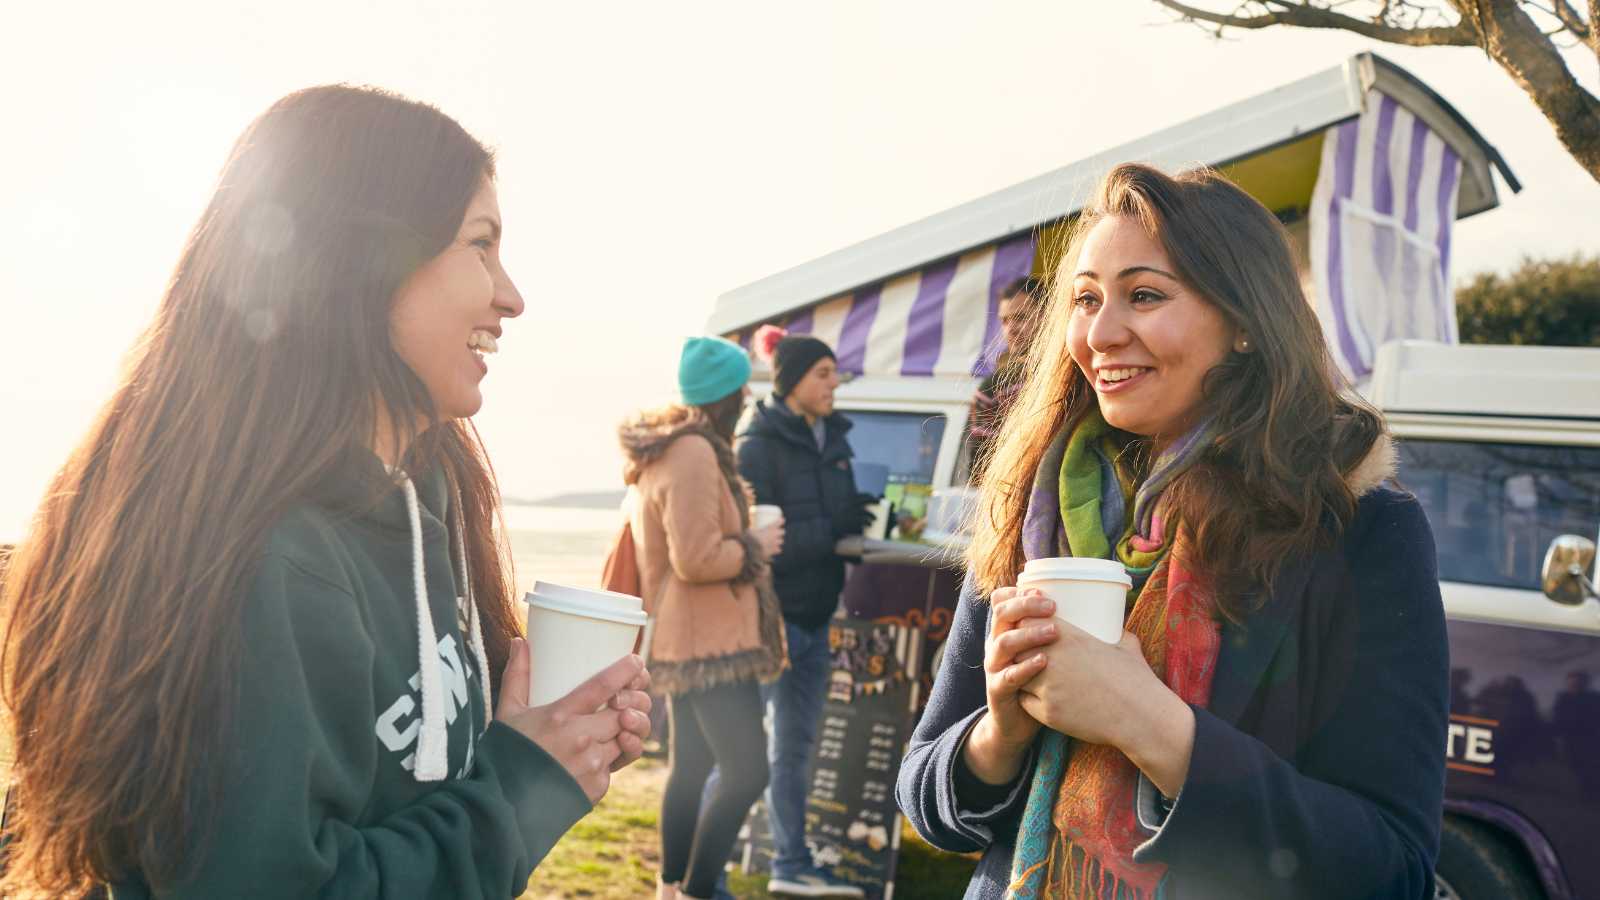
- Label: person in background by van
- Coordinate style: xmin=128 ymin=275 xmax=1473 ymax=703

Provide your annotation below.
xmin=618 ymin=336 xmax=788 ymax=900
xmin=738 ymin=329 xmax=874 ymax=898
xmin=898 ymin=164 xmax=1448 ymax=899
xmin=966 ymin=277 xmax=1047 ymax=483
xmin=0 ymin=86 xmax=652 ymax=898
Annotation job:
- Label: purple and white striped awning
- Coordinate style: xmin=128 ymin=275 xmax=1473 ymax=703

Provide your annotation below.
xmin=727 ymin=233 xmax=1036 ymax=379
xmin=1310 ymin=90 xmax=1463 ymax=384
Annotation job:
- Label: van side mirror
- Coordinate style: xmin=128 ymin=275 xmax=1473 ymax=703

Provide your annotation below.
xmin=1541 ymin=535 xmax=1598 ymax=606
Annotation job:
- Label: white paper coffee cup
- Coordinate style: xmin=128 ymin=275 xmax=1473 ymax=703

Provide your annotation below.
xmin=1016 ymin=557 xmax=1131 ymax=644
xmin=751 ymin=504 xmax=784 ymax=530
xmin=867 ymin=500 xmax=892 ymax=541
xmin=524 ymin=581 xmax=649 ymax=707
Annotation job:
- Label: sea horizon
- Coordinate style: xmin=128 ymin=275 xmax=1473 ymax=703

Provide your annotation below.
xmin=504 ymin=502 xmax=618 ymax=599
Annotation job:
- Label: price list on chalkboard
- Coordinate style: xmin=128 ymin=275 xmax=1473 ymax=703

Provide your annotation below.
xmin=734 ymin=619 xmax=920 ymax=899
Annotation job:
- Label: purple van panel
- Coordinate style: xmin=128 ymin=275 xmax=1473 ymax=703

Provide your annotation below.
xmin=1446 ymin=617 xmax=1600 ymax=898
xmin=1443 ymin=798 xmax=1572 ymax=900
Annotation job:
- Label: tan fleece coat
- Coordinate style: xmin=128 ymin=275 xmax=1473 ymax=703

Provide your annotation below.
xmin=621 ymin=407 xmax=786 ymax=695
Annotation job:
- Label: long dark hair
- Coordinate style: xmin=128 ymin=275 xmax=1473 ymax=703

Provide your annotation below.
xmin=970 ymin=163 xmax=1383 ymax=616
xmin=1 ymin=85 xmax=521 ymax=895
xmin=699 ymin=389 xmax=748 ymax=443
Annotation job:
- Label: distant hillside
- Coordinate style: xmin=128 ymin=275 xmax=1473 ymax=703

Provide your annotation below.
xmin=508 ymin=489 xmax=626 ymax=510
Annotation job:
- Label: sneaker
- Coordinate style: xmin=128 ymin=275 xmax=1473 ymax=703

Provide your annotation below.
xmin=766 ymin=870 xmax=865 ymax=898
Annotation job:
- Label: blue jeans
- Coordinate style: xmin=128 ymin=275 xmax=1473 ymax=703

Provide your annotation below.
xmin=762 ymin=620 xmax=833 ymax=878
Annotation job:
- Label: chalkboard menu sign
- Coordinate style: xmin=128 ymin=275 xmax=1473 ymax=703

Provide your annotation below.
xmin=734 ymin=618 xmax=921 ymax=899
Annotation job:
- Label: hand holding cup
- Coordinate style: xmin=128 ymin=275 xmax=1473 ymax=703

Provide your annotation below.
xmin=1015 ymin=616 xmax=1198 ymax=798
xmin=1016 ymin=619 xmax=1154 ymax=748
xmin=982 ymin=586 xmax=1059 ymax=748
xmin=495 ymin=638 xmax=652 ymax=804
xmin=751 ymin=505 xmax=785 ymax=558
xmin=831 ymin=493 xmax=879 ymax=537
xmin=957 ymin=586 xmax=1058 ymax=788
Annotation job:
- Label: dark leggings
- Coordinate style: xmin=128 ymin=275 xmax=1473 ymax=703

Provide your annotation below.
xmin=660 ymin=679 xmax=770 ymax=899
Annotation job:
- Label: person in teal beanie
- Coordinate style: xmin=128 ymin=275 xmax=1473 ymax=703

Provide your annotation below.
xmin=679 ymin=335 xmax=753 ymax=407
xmin=620 ymin=334 xmax=786 ymax=900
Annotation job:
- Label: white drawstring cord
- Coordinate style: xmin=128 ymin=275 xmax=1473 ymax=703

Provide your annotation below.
xmin=452 ymin=506 xmax=493 ymax=729
xmin=400 ymin=476 xmax=450 ymax=782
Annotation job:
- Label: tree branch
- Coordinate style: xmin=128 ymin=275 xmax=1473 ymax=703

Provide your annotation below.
xmin=1154 ymin=0 xmax=1481 ymax=44
xmin=1588 ymin=0 xmax=1600 ymax=60
xmin=1474 ymin=1 xmax=1600 ymax=180
xmin=1551 ymin=0 xmax=1590 ymax=36
xmin=1517 ymin=0 xmax=1592 ymax=38
xmin=1154 ymin=0 xmax=1600 ymax=183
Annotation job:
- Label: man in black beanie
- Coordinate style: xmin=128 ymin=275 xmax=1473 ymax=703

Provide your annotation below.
xmin=770 ymin=335 xmax=835 ymax=400
xmin=736 ymin=332 xmax=874 ymax=898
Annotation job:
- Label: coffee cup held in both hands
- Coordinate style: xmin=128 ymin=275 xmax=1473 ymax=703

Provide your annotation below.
xmin=524 ymin=581 xmax=649 ymax=707
xmin=1015 ymin=557 xmax=1131 ymax=644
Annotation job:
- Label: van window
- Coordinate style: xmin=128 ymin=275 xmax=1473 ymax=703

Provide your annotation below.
xmin=1396 ymin=439 xmax=1600 ymax=589
xmin=842 ymin=411 xmax=947 ymax=486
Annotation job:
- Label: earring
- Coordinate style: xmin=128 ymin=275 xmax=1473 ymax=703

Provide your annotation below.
xmin=1236 ymin=338 xmax=1251 ymax=352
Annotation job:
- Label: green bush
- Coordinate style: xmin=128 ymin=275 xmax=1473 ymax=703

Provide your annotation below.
xmin=1455 ymin=255 xmax=1600 ymax=347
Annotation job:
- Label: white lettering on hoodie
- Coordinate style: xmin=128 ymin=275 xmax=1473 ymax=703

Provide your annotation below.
xmin=374 ymin=633 xmax=478 ymax=776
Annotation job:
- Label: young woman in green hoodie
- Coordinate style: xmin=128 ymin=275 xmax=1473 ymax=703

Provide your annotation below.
xmin=0 ymin=85 xmax=651 ymax=898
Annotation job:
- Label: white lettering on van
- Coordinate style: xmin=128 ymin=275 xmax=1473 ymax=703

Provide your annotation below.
xmin=1465 ymin=727 xmax=1495 ymax=764
xmin=1446 ymin=720 xmax=1496 ymax=771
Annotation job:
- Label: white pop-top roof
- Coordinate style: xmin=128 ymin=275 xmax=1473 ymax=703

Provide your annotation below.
xmin=708 ymin=52 xmax=1519 ymax=338
xmin=1369 ymin=341 xmax=1600 ymax=420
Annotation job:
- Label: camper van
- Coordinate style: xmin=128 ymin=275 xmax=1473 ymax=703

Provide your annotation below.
xmin=710 ymin=53 xmax=1600 ymax=899
xmin=1372 ymin=341 xmax=1600 ymax=900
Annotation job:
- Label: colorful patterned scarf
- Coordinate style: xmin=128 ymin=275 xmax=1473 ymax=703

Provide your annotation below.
xmin=1007 ymin=410 xmax=1223 ymax=900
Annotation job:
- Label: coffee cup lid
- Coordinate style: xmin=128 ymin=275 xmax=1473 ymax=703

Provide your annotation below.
xmin=1018 ymin=557 xmax=1131 ymax=587
xmin=526 ymin=581 xmax=648 ymax=626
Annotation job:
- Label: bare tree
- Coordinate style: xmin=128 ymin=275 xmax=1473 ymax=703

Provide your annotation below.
xmin=1152 ymin=1 xmax=1600 ymax=184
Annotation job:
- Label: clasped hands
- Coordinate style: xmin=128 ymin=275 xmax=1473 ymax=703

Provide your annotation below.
xmin=966 ymin=587 xmax=1195 ymax=798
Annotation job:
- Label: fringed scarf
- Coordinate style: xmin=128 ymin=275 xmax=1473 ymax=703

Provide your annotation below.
xmin=1007 ymin=410 xmax=1223 ymax=900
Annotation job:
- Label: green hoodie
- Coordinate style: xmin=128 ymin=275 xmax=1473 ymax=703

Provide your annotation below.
xmin=112 ymin=456 xmax=591 ymax=899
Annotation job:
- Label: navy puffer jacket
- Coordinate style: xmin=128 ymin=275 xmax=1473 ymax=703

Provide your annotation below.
xmin=736 ymin=397 xmax=859 ymax=629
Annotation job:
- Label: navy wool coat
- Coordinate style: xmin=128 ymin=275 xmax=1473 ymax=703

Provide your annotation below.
xmin=896 ymin=486 xmax=1449 ymax=900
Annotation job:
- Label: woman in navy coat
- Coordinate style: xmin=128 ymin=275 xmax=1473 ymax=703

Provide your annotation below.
xmin=896 ymin=164 xmax=1447 ymax=900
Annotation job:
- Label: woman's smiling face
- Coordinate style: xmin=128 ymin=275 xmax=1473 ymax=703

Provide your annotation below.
xmin=389 ymin=178 xmax=525 ymax=420
xmin=1065 ymin=215 xmax=1239 ymax=445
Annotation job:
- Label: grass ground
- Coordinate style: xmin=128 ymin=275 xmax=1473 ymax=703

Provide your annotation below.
xmin=0 ymin=731 xmax=970 ymax=898
xmin=522 ymin=756 xmax=977 ymax=899
xmin=521 ymin=758 xmax=669 ymax=899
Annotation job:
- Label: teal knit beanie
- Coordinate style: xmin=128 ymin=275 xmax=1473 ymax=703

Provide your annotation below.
xmin=678 ymin=336 xmax=752 ymax=405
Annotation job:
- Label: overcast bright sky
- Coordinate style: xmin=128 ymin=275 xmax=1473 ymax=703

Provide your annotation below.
xmin=3 ymin=2 xmax=1598 ymax=541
